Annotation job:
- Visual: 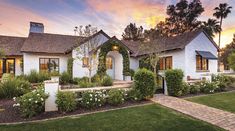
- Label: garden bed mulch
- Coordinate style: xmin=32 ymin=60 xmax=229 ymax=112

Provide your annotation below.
xmin=0 ymin=99 xmax=152 ymax=124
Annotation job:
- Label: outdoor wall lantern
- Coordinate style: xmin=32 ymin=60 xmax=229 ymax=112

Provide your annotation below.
xmin=112 ymin=45 xmax=119 ymax=51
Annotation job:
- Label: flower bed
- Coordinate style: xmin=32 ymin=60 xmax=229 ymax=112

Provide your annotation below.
xmin=0 ymin=98 xmax=151 ymax=124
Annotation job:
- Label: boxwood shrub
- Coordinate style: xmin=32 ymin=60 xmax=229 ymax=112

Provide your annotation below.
xmin=134 ymin=68 xmax=155 ymax=99
xmin=165 ymin=69 xmax=184 ymax=96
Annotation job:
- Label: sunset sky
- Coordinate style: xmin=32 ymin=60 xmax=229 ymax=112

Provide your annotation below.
xmin=0 ymin=0 xmax=235 ymax=47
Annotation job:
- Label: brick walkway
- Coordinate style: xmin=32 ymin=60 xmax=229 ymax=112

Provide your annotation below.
xmin=151 ymin=94 xmax=235 ymax=131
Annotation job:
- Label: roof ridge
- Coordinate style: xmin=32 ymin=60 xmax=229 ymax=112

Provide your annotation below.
xmin=29 ymin=32 xmax=86 ymax=38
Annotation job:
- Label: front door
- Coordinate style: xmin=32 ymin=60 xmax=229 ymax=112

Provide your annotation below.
xmin=0 ymin=58 xmax=15 ymax=77
xmin=106 ymin=56 xmax=115 ymax=79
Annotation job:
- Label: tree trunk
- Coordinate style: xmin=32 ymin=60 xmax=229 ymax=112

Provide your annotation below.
xmin=218 ymin=18 xmax=223 ymax=72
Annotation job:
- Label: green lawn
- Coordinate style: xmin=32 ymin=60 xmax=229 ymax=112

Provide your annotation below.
xmin=187 ymin=91 xmax=235 ymax=113
xmin=0 ymin=104 xmax=223 ymax=131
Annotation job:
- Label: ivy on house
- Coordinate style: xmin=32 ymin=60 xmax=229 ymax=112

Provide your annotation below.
xmin=67 ymin=57 xmax=74 ymax=77
xmin=97 ymin=40 xmax=130 ymax=76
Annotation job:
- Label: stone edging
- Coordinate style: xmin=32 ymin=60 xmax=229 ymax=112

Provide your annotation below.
xmin=0 ymin=103 xmax=153 ymax=126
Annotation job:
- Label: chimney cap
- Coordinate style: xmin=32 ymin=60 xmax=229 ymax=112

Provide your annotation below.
xmin=30 ymin=21 xmax=44 ymax=26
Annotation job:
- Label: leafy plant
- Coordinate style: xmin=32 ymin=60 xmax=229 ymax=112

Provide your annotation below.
xmin=14 ymin=86 xmax=48 ymax=118
xmin=1 ymin=73 xmax=13 ymax=82
xmin=134 ymin=68 xmax=155 ymax=99
xmin=127 ymin=88 xmax=143 ymax=101
xmin=107 ymin=89 xmax=125 ymax=106
xmin=189 ymin=84 xmax=201 ymax=94
xmin=165 ymin=69 xmax=184 ymax=96
xmin=0 ymin=78 xmax=31 ymax=99
xmin=56 ymin=91 xmax=77 ymax=113
xmin=101 ymin=75 xmax=113 ymax=86
xmin=181 ymin=82 xmax=190 ymax=96
xmin=199 ymin=81 xmax=218 ymax=94
xmin=80 ymin=90 xmax=106 ymax=109
xmin=79 ymin=81 xmax=96 ymax=88
xmin=60 ymin=72 xmax=72 ymax=85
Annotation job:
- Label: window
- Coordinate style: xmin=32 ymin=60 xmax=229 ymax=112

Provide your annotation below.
xmin=39 ymin=58 xmax=59 ymax=72
xmin=82 ymin=57 xmax=89 ymax=67
xmin=159 ymin=56 xmax=172 ymax=70
xmin=106 ymin=57 xmax=113 ymax=69
xmin=196 ymin=55 xmax=208 ymax=71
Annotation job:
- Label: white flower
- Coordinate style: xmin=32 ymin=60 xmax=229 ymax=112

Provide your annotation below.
xmin=99 ymin=104 xmax=101 ymax=107
xmin=41 ymin=98 xmax=44 ymax=101
xmin=37 ymin=94 xmax=40 ymax=96
xmin=13 ymin=97 xmax=16 ymax=101
xmin=134 ymin=97 xmax=138 ymax=100
xmin=89 ymin=94 xmax=93 ymax=97
xmin=35 ymin=101 xmax=38 ymax=103
xmin=29 ymin=99 xmax=31 ymax=101
xmin=87 ymin=102 xmax=89 ymax=104
xmin=122 ymin=98 xmax=124 ymax=101
xmin=98 ymin=99 xmax=100 ymax=102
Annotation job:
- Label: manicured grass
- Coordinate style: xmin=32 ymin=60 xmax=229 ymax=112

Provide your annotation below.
xmin=0 ymin=104 xmax=223 ymax=131
xmin=187 ymin=91 xmax=235 ymax=113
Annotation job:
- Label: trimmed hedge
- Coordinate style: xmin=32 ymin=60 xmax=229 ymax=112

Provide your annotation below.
xmin=134 ymin=68 xmax=155 ymax=99
xmin=165 ymin=69 xmax=184 ymax=96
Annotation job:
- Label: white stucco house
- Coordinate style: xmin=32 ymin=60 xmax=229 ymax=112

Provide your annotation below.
xmin=0 ymin=22 xmax=219 ymax=83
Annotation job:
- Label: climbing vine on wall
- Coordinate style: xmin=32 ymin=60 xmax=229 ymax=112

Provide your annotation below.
xmin=67 ymin=57 xmax=74 ymax=77
xmin=97 ymin=40 xmax=130 ymax=76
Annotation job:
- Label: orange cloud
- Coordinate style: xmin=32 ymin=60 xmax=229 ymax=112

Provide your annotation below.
xmin=86 ymin=0 xmax=167 ymax=28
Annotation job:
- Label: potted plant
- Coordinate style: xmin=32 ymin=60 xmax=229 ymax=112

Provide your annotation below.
xmin=50 ymin=71 xmax=60 ymax=82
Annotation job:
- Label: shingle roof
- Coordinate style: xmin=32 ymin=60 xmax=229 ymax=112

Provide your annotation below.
xmin=21 ymin=33 xmax=86 ymax=54
xmin=0 ymin=35 xmax=26 ymax=56
xmin=121 ymin=29 xmax=219 ymax=57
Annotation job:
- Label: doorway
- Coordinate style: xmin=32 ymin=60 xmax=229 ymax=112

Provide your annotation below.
xmin=0 ymin=58 xmax=15 ymax=77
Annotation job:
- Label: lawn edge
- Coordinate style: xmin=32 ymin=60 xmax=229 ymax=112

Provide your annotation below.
xmin=0 ymin=103 xmax=153 ymax=126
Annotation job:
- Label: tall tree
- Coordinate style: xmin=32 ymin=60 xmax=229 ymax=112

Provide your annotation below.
xmin=164 ymin=0 xmax=204 ymax=36
xmin=122 ymin=23 xmax=144 ymax=41
xmin=213 ymin=3 xmax=232 ymax=48
xmin=220 ymin=34 xmax=235 ymax=70
xmin=76 ymin=25 xmax=100 ymax=83
xmin=201 ymin=19 xmax=221 ymax=37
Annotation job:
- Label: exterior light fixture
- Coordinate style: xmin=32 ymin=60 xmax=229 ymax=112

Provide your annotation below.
xmin=112 ymin=45 xmax=119 ymax=51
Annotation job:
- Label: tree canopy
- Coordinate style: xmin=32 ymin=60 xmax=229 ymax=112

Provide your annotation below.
xmin=122 ymin=23 xmax=144 ymax=41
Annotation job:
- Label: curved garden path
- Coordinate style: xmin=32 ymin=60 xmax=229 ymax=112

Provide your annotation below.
xmin=151 ymin=94 xmax=235 ymax=131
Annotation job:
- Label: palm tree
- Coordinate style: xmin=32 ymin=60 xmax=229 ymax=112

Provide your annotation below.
xmin=201 ymin=19 xmax=221 ymax=37
xmin=213 ymin=3 xmax=232 ymax=48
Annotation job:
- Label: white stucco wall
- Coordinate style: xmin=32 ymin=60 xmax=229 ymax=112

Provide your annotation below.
xmin=72 ymin=33 xmax=109 ymax=78
xmin=130 ymin=57 xmax=139 ymax=70
xmin=185 ymin=32 xmax=218 ymax=79
xmin=23 ymin=53 xmax=70 ymax=74
xmin=15 ymin=57 xmax=23 ymax=76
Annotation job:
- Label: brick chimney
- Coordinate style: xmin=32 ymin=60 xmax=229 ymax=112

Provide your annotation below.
xmin=29 ymin=22 xmax=44 ymax=33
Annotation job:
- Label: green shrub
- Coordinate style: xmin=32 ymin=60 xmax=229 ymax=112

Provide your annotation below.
xmin=26 ymin=70 xmax=39 ymax=83
xmin=37 ymin=71 xmax=50 ymax=83
xmin=127 ymin=88 xmax=143 ymax=101
xmin=50 ymin=71 xmax=60 ymax=76
xmin=212 ymin=74 xmax=233 ymax=91
xmin=181 ymin=82 xmax=190 ymax=96
xmin=73 ymin=77 xmax=81 ymax=85
xmin=189 ymin=84 xmax=200 ymax=94
xmin=165 ymin=69 xmax=184 ymax=96
xmin=91 ymin=74 xmax=101 ymax=84
xmin=199 ymin=81 xmax=218 ymax=94
xmin=60 ymin=72 xmax=72 ymax=85
xmin=56 ymin=91 xmax=77 ymax=113
xmin=130 ymin=69 xmax=135 ymax=80
xmin=14 ymin=86 xmax=48 ymax=118
xmin=25 ymin=70 xmax=50 ymax=83
xmin=107 ymin=89 xmax=125 ymax=106
xmin=101 ymin=75 xmax=113 ymax=86
xmin=1 ymin=73 xmax=13 ymax=82
xmin=80 ymin=90 xmax=106 ymax=109
xmin=134 ymin=68 xmax=155 ymax=99
xmin=79 ymin=81 xmax=96 ymax=88
xmin=0 ymin=78 xmax=31 ymax=99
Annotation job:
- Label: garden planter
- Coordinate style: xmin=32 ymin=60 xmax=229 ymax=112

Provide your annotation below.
xmin=51 ymin=76 xmax=60 ymax=82
xmin=124 ymin=76 xmax=131 ymax=81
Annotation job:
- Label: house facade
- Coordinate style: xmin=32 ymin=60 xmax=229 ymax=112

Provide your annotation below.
xmin=0 ymin=22 xmax=218 ymax=81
